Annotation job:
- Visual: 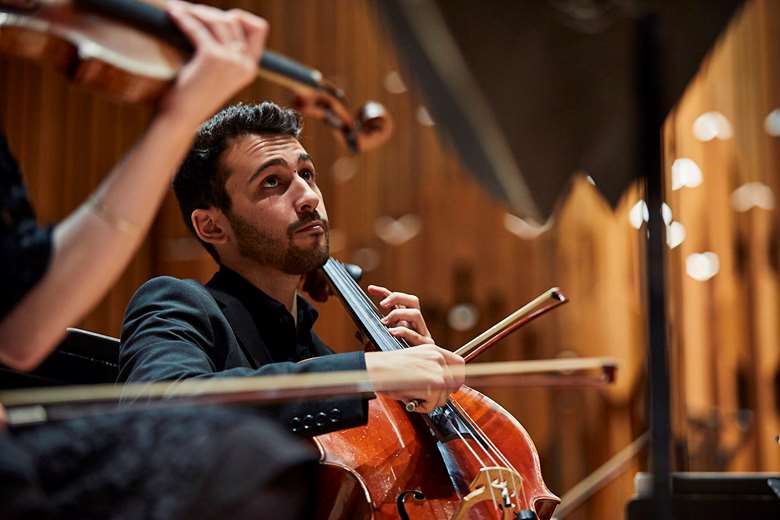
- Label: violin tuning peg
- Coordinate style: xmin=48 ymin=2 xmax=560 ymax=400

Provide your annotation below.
xmin=354 ymin=101 xmax=393 ymax=151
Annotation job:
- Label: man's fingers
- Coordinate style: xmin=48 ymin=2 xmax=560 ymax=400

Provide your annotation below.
xmin=388 ymin=326 xmax=427 ymax=345
xmin=381 ymin=308 xmax=424 ymax=324
xmin=380 ymin=293 xmax=420 ymax=310
xmin=423 ymin=390 xmax=449 ymax=412
xmin=414 ymin=400 xmax=436 ymax=414
xmin=367 ymin=285 xmax=421 ymax=310
xmin=381 ymin=309 xmax=431 ymax=339
xmin=444 ymin=362 xmax=466 ymax=390
xmin=222 ymin=10 xmax=246 ymax=44
xmin=366 ymin=285 xmax=391 ymax=298
xmin=445 ymin=352 xmax=466 ymax=388
xmin=368 ymin=343 xmax=463 ymax=414
xmin=368 ymin=285 xmax=431 ymax=342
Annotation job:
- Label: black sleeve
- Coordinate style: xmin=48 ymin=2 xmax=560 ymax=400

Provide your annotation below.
xmin=0 ymin=133 xmax=53 ymax=321
xmin=118 ymin=277 xmax=370 ymax=436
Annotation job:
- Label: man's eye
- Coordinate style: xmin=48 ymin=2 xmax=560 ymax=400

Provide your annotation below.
xmin=300 ymin=169 xmax=316 ymax=181
xmin=262 ymin=176 xmax=279 ymax=188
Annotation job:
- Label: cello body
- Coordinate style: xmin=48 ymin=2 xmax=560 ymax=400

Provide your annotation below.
xmin=314 ymin=387 xmax=560 ymax=520
xmin=315 ymin=258 xmax=560 ymax=519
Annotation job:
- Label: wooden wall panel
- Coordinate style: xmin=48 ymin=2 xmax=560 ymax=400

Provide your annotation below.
xmin=665 ymin=0 xmax=780 ymax=473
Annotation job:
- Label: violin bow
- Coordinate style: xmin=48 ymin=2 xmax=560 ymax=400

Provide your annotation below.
xmin=0 ymin=357 xmax=616 ymax=427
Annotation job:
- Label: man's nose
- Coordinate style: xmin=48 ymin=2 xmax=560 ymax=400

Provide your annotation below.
xmin=293 ymin=176 xmax=320 ymax=213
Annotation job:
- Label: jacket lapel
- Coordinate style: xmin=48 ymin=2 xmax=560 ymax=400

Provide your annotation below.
xmin=205 ymin=282 xmax=273 ymax=368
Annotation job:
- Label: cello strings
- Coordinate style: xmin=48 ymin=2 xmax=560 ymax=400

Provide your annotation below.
xmin=451 ymin=401 xmax=532 ymax=512
xmin=447 ymin=403 xmax=523 ymax=511
xmin=327 ymin=262 xmax=382 ymax=342
xmin=453 ymin=401 xmax=528 ymax=504
xmin=443 ymin=421 xmax=503 ymax=511
xmin=450 ymin=399 xmax=514 ymax=471
xmin=331 ymin=264 xmax=513 ymax=483
xmin=447 ymin=402 xmax=502 ymax=468
xmin=327 ymin=260 xmax=406 ymax=352
xmin=327 ymin=259 xmax=525 ymax=512
xmin=447 ymin=393 xmax=536 ymax=510
xmin=333 ymin=261 xmax=513 ymax=508
xmin=447 ymin=399 xmax=523 ymax=506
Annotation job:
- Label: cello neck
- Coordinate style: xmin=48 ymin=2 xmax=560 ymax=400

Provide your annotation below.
xmin=321 ymin=258 xmax=408 ymax=353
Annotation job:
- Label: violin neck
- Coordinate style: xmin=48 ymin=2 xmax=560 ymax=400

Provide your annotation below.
xmin=73 ymin=0 xmax=323 ymax=89
xmin=322 ymin=258 xmax=408 ymax=353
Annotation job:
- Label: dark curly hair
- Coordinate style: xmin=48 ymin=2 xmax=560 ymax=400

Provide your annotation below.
xmin=173 ymin=102 xmax=302 ymax=262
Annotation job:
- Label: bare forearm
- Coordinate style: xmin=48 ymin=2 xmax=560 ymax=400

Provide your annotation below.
xmin=0 ymin=110 xmax=201 ymax=370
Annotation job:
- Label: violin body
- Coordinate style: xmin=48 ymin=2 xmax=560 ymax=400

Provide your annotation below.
xmin=0 ymin=0 xmax=392 ymax=151
xmin=314 ymin=386 xmax=559 ymax=520
xmin=1 ymin=0 xmax=182 ymax=103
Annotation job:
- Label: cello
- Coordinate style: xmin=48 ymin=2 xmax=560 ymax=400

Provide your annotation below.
xmin=314 ymin=258 xmax=562 ymax=520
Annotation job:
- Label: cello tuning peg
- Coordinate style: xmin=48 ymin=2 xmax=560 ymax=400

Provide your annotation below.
xmin=344 ymin=263 xmax=363 ymax=283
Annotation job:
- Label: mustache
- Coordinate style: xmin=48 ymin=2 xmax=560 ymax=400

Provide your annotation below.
xmin=287 ymin=210 xmax=328 ymax=236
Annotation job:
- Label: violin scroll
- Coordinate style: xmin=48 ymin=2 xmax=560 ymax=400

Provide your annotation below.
xmin=291 ymin=88 xmax=393 ymax=153
xmin=354 ymin=100 xmax=393 ymax=151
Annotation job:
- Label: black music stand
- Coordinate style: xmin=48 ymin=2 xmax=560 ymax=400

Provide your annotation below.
xmin=377 ymin=1 xmax=746 ymax=518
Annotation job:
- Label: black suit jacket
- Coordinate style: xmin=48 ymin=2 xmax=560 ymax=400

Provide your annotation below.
xmin=118 ymin=274 xmax=370 ymax=437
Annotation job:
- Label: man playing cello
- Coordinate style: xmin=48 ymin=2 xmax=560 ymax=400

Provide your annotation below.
xmin=118 ymin=100 xmax=466 ymax=435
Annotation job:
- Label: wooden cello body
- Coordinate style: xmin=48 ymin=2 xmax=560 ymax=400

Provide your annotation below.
xmin=314 ymin=388 xmax=559 ymax=520
xmin=314 ymin=258 xmax=560 ymax=520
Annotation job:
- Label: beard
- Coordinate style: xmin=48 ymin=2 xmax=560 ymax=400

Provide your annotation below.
xmin=226 ymin=209 xmax=329 ymax=275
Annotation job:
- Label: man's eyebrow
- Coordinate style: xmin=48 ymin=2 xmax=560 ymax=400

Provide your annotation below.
xmin=248 ymin=158 xmax=287 ymax=184
xmin=298 ymin=153 xmax=313 ymax=163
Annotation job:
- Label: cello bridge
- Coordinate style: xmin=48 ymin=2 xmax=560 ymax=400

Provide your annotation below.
xmin=451 ymin=466 xmax=525 ymax=520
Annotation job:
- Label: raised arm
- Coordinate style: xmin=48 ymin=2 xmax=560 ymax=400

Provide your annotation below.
xmin=0 ymin=2 xmax=269 ymax=370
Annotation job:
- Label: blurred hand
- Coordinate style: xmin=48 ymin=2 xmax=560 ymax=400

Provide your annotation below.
xmin=367 ymin=285 xmax=432 ymax=345
xmin=365 ymin=344 xmax=464 ymax=413
xmin=161 ymin=0 xmax=268 ymax=123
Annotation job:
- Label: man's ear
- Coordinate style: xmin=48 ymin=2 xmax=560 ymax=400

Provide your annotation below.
xmin=192 ymin=208 xmax=228 ymax=246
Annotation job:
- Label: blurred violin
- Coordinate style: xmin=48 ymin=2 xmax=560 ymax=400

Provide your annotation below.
xmin=0 ymin=0 xmax=392 ymax=152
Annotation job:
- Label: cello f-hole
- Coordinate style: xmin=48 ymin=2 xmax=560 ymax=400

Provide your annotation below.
xmin=397 ymin=489 xmax=426 ymax=520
